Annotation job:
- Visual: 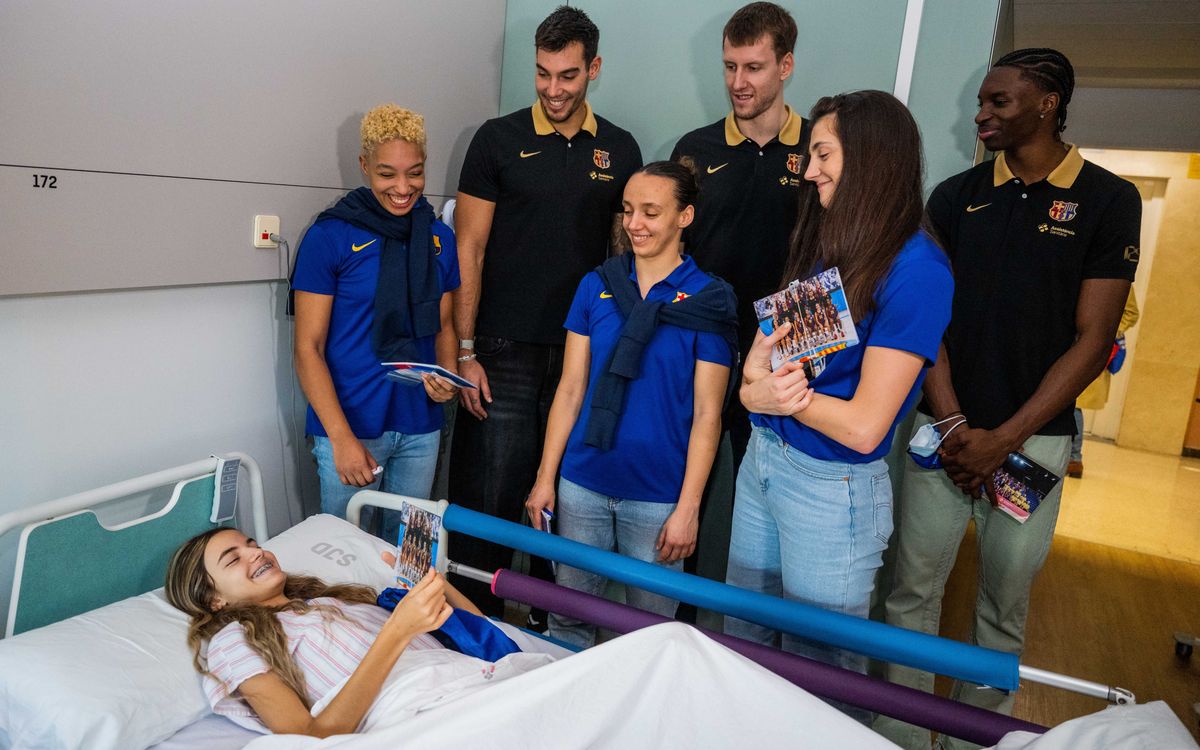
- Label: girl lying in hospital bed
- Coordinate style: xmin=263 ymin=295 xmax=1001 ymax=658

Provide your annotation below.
xmin=164 ymin=527 xmax=894 ymax=749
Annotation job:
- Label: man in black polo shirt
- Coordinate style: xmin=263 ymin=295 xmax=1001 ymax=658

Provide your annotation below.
xmin=667 ymin=3 xmax=806 ymax=599
xmin=878 ymin=49 xmax=1139 ymax=749
xmin=449 ymin=5 xmax=641 ymax=618
xmin=670 ymin=1 xmax=808 ymax=465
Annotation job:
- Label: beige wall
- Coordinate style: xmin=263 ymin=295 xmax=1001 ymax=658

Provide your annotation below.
xmin=1081 ymin=149 xmax=1200 ymax=454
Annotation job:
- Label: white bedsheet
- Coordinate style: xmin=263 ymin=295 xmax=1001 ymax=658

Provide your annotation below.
xmin=145 ymin=620 xmax=574 ymax=750
xmin=148 ymin=714 xmax=260 ymax=750
xmin=988 ymin=701 xmax=1198 ymax=750
xmin=242 ymin=622 xmax=897 ymax=750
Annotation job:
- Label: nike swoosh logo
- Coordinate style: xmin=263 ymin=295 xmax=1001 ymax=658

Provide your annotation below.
xmin=706 ymin=163 xmax=729 ymax=174
xmin=351 ymin=239 xmax=378 ymax=252
xmin=966 ymin=203 xmax=992 ymax=213
xmin=599 ymin=292 xmax=613 ymax=299
xmin=520 ymin=150 xmax=542 ymax=158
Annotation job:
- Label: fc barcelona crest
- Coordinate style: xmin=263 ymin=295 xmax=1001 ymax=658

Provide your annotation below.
xmin=1048 ymin=201 xmax=1078 ymax=222
xmin=593 ymin=149 xmax=610 ymax=169
xmin=786 ymin=153 xmax=802 ymax=175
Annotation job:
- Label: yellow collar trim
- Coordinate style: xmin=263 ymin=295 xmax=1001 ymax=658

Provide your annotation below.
xmin=724 ymin=105 xmax=803 ymax=147
xmin=532 ymin=100 xmax=598 ymax=137
xmin=992 ymin=144 xmax=1083 ymax=188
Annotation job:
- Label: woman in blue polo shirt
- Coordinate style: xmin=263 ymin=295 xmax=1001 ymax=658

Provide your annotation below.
xmin=525 ymin=161 xmax=737 ymax=647
xmin=725 ymin=91 xmax=954 ymax=678
xmin=293 ymin=104 xmax=460 ymax=543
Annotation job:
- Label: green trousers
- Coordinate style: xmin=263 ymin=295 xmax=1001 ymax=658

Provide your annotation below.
xmin=873 ymin=412 xmax=1070 ymax=750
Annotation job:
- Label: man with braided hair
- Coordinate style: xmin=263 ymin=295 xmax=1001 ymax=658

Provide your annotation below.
xmin=877 ymin=49 xmax=1139 ymax=749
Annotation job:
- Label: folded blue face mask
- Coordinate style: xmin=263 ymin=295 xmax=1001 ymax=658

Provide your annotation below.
xmin=907 ymin=415 xmax=967 ymax=470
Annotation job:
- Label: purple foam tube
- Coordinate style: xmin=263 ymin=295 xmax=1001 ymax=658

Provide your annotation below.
xmin=493 ymin=569 xmax=1045 ymax=747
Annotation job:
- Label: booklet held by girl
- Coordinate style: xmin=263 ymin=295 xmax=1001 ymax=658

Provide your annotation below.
xmin=753 ymin=267 xmax=859 ymax=381
xmin=987 ymin=452 xmax=1061 ymax=523
xmin=393 ymin=502 xmax=443 ymax=589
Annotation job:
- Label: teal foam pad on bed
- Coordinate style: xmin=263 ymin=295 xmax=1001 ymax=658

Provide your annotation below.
xmin=11 ymin=475 xmax=221 ymax=635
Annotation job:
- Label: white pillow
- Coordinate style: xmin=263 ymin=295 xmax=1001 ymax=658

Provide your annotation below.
xmin=0 ymin=514 xmax=396 ymax=750
xmin=262 ymin=513 xmax=396 ymax=593
xmin=0 ymin=589 xmax=209 ymax=750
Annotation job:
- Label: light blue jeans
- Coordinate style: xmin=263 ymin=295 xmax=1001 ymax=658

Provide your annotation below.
xmin=725 ymin=426 xmax=893 ymax=676
xmin=312 ymin=430 xmax=440 ymax=543
xmin=1070 ymin=408 xmax=1084 ymax=462
xmin=549 ymin=477 xmax=683 ymax=648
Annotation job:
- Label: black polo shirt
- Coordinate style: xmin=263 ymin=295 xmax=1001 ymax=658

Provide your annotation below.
xmin=670 ymin=107 xmax=809 ymax=352
xmin=458 ymin=102 xmax=642 ymax=345
xmin=925 ymin=145 xmax=1140 ymax=435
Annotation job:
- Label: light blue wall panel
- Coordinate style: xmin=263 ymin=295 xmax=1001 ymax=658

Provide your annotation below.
xmin=499 ymin=0 xmax=560 ymax=118
xmin=500 ymin=1 xmax=1000 ymax=186
xmin=500 ymin=1 xmax=907 ymax=161
xmin=906 ymin=0 xmax=1002 ymax=189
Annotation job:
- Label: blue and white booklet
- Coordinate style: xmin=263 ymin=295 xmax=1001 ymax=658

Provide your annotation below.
xmin=382 ymin=362 xmax=477 ymax=389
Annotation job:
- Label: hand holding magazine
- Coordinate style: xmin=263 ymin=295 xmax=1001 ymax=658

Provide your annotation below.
xmin=753 ymin=267 xmax=860 ymax=381
xmin=382 ymin=362 xmax=478 ymax=389
xmin=986 ymin=452 xmax=1061 ymax=523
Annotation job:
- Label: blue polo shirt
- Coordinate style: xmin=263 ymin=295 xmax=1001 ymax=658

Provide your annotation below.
xmin=751 ymin=231 xmax=953 ymax=463
xmin=292 ymin=216 xmax=460 ymax=439
xmin=561 ymin=256 xmax=734 ymax=503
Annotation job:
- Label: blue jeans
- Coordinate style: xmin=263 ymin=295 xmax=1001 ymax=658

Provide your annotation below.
xmin=725 ymin=426 xmax=893 ymax=676
xmin=548 ymin=478 xmax=683 ymax=648
xmin=448 ymin=336 xmax=561 ymax=616
xmin=312 ymin=430 xmax=440 ymax=543
xmin=1071 ymin=407 xmax=1084 ymax=462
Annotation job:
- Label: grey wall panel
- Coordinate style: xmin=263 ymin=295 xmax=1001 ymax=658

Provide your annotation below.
xmin=1 ymin=0 xmax=505 ymax=295
xmin=1 ymin=165 xmax=346 ymax=295
xmin=1069 ymin=87 xmax=1200 ymax=153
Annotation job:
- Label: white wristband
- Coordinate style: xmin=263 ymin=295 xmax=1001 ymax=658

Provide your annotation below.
xmin=459 ymin=339 xmax=475 ymax=350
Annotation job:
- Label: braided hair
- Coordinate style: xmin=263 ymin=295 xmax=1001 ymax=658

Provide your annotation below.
xmin=993 ymin=48 xmax=1075 ymax=135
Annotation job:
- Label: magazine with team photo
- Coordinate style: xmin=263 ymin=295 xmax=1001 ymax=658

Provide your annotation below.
xmin=393 ymin=502 xmax=442 ymax=589
xmin=753 ymin=267 xmax=860 ymax=379
xmin=988 ymin=452 xmax=1061 ymax=523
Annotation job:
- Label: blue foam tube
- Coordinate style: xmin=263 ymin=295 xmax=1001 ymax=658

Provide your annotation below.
xmin=444 ymin=504 xmax=1019 ymax=691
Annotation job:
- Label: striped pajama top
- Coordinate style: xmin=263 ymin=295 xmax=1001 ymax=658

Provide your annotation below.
xmin=203 ymin=598 xmax=443 ymax=720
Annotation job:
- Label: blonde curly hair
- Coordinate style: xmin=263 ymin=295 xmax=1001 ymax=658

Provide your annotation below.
xmin=361 ymin=104 xmax=426 ymax=157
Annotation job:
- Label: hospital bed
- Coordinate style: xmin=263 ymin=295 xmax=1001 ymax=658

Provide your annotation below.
xmin=0 ymin=456 xmax=1193 ymax=750
xmin=0 ymin=455 xmax=571 ymax=749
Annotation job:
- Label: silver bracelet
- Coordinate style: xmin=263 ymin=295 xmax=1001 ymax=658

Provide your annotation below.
xmin=457 ymin=353 xmax=477 ymax=362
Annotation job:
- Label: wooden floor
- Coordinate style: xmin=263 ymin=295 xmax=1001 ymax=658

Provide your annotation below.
xmin=938 ymin=524 xmax=1200 ymax=742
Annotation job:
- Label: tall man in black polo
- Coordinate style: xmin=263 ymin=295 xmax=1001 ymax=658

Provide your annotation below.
xmin=671 ymin=2 xmax=808 ymax=465
xmin=668 ymin=2 xmax=806 ymax=593
xmin=449 ymin=6 xmax=641 ymax=618
xmin=879 ymin=49 xmax=1139 ymax=750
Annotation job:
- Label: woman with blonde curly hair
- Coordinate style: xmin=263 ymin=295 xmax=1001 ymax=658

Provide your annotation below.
xmin=293 ymin=104 xmax=462 ymax=542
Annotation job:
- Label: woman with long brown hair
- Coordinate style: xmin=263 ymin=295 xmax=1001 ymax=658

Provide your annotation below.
xmin=165 ymin=527 xmax=474 ymax=737
xmin=724 ymin=90 xmax=954 ymax=681
xmin=163 ymin=527 xmax=897 ymax=745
